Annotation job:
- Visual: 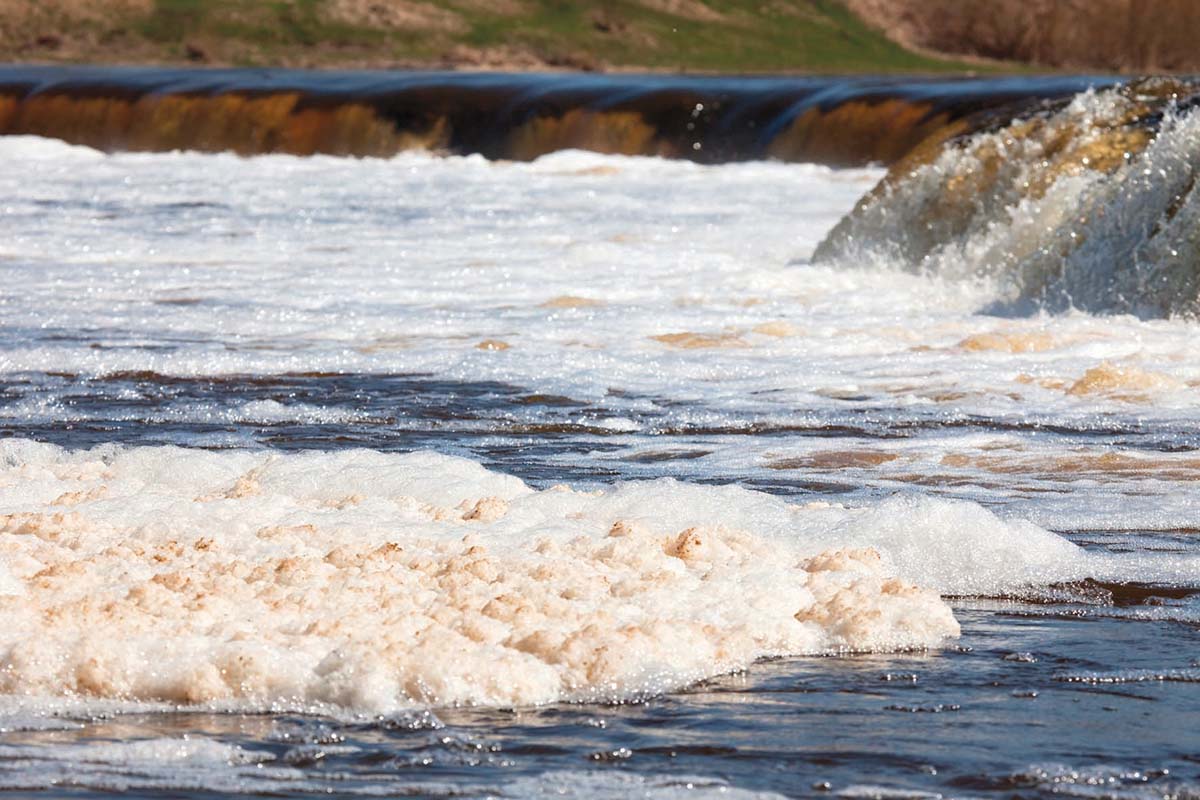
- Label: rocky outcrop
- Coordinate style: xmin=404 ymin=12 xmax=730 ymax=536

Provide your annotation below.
xmin=844 ymin=0 xmax=1200 ymax=72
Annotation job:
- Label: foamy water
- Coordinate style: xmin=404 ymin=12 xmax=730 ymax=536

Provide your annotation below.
xmin=0 ymin=442 xmax=964 ymax=710
xmin=1 ymin=115 xmax=1198 ymax=798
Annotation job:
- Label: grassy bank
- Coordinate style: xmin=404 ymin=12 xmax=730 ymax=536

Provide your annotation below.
xmin=0 ymin=0 xmax=987 ymax=73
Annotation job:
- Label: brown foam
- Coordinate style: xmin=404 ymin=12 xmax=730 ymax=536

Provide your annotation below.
xmin=751 ymin=321 xmax=802 ymax=338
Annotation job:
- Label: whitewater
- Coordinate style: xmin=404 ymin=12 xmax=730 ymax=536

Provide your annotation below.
xmin=0 ymin=82 xmax=1198 ymax=798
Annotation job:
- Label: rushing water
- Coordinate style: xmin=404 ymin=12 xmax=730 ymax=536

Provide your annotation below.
xmin=0 ymin=78 xmax=1198 ymax=799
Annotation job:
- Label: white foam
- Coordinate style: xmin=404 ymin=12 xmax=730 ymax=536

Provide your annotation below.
xmin=0 ymin=560 xmax=21 ymax=597
xmin=0 ymin=134 xmax=105 ymax=161
xmin=1 ymin=439 xmax=1187 ymax=713
xmin=1003 ymin=763 xmax=1193 ymax=800
xmin=828 ymin=495 xmax=1086 ymax=595
xmin=1 ymin=136 xmax=1197 ymax=440
xmin=0 ymin=440 xmax=969 ymax=712
xmin=0 ymin=736 xmax=781 ymax=799
xmin=2 ymin=134 xmax=1194 ymax=461
xmin=500 ymin=770 xmax=787 ymax=799
xmin=0 ymin=736 xmax=271 ymax=766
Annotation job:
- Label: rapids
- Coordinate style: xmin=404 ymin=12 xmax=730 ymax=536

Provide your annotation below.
xmin=0 ymin=72 xmax=1197 ymax=799
xmin=816 ymin=79 xmax=1200 ymax=317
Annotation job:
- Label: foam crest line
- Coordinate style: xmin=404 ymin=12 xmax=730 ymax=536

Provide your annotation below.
xmin=0 ymin=66 xmax=1111 ymax=165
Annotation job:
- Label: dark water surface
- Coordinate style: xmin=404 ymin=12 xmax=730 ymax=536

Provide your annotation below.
xmin=0 ymin=607 xmax=1197 ymax=798
xmin=1 ymin=372 xmax=1198 ymax=799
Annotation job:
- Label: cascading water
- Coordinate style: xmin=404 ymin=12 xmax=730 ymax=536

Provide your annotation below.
xmin=0 ymin=65 xmax=1105 ymax=165
xmin=814 ymin=79 xmax=1200 ymax=318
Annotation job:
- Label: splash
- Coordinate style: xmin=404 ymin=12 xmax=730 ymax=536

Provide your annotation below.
xmin=815 ymin=79 xmax=1200 ymax=318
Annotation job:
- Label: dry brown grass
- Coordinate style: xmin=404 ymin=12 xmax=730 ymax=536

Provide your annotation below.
xmin=0 ymin=0 xmax=151 ymax=27
xmin=322 ymin=0 xmax=466 ymax=32
xmin=844 ymin=0 xmax=1200 ymax=72
xmin=0 ymin=0 xmax=150 ymax=52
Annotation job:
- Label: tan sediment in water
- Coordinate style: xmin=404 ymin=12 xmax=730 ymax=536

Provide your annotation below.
xmin=541 ymin=295 xmax=604 ymax=309
xmin=751 ymin=321 xmax=802 ymax=338
xmin=558 ymin=165 xmax=622 ymax=177
xmin=0 ymin=445 xmax=959 ymax=710
xmin=652 ymin=331 xmax=748 ymax=349
xmin=958 ymin=331 xmax=1055 ymax=353
xmin=941 ymin=450 xmax=1200 ymax=481
xmin=1015 ymin=374 xmax=1069 ymax=392
xmin=356 ymin=335 xmax=414 ymax=354
xmin=1067 ymin=362 xmax=1183 ymax=397
xmin=769 ymin=451 xmax=901 ymax=470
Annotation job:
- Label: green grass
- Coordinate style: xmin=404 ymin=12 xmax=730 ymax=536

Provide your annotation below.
xmin=136 ymin=0 xmax=400 ymax=64
xmin=112 ymin=0 xmax=993 ymax=72
xmin=446 ymin=0 xmax=978 ymax=73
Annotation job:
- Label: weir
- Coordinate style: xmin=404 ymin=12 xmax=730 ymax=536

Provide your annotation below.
xmin=0 ymin=66 xmax=1114 ymax=166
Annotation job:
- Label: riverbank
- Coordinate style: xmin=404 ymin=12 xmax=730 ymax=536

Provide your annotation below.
xmin=0 ymin=0 xmax=982 ymax=73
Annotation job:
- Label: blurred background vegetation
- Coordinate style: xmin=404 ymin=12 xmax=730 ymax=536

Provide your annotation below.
xmin=0 ymin=0 xmax=982 ymax=72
